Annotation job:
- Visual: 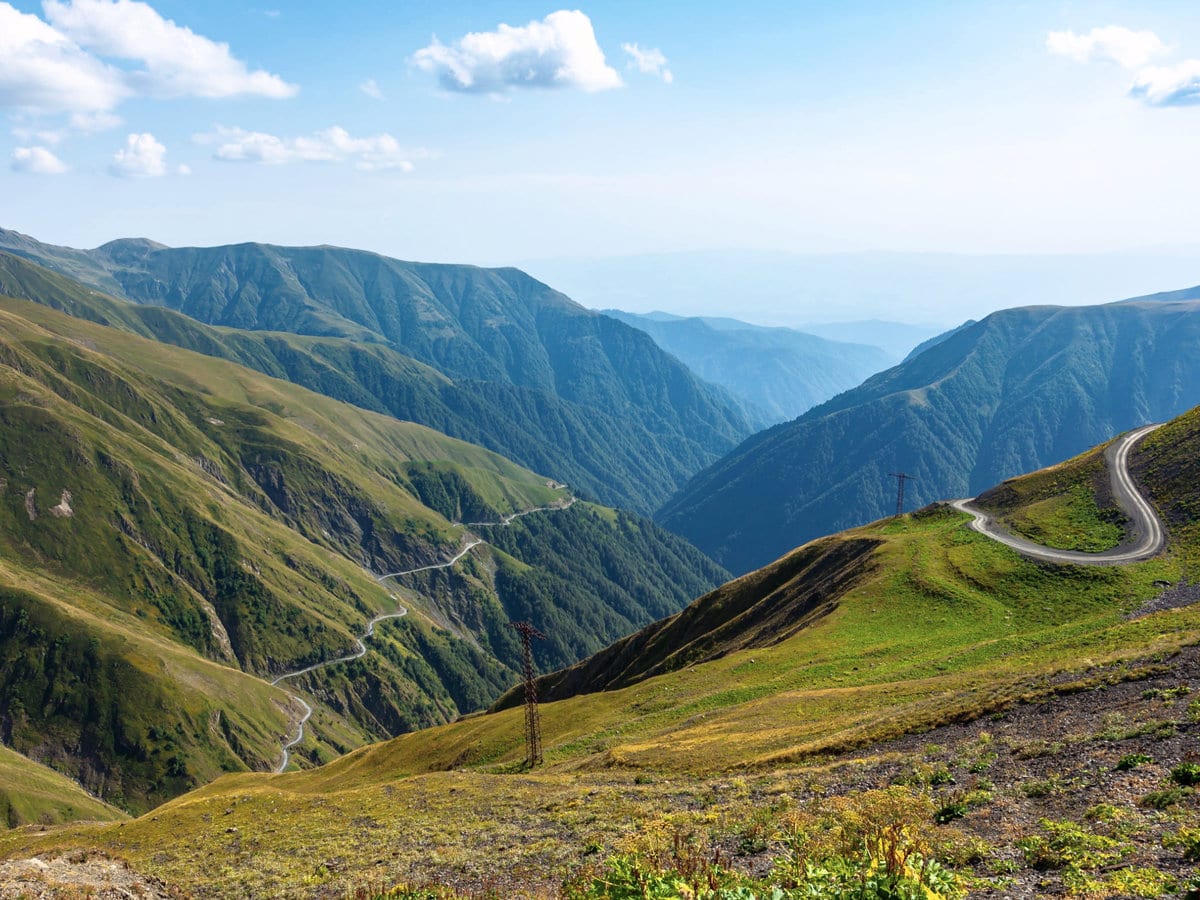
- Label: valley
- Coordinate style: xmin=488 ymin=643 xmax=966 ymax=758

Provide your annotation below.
xmin=0 ymin=232 xmax=1198 ymax=900
xmin=2 ymin=397 xmax=1196 ymax=897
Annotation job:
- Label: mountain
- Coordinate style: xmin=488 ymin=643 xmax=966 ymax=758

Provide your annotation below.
xmin=8 ymin=408 xmax=1197 ymax=896
xmin=0 ymin=286 xmax=726 ymax=814
xmin=902 ymin=319 xmax=976 ymax=361
xmin=659 ymin=289 xmax=1200 ymax=574
xmin=601 ymin=309 xmax=892 ymax=422
xmin=0 ymin=230 xmax=758 ymax=514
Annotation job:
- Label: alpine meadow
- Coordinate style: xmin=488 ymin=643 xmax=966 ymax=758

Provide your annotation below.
xmin=1 ymin=2 xmax=1198 ymax=899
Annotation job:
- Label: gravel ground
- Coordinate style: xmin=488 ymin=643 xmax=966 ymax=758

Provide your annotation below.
xmin=0 ymin=851 xmax=182 ymax=899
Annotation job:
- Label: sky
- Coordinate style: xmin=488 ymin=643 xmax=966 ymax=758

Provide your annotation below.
xmin=4 ymin=1 xmax=1200 ymax=292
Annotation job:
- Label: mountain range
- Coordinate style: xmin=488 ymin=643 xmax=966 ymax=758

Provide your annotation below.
xmin=0 ymin=264 xmax=726 ymax=813
xmin=659 ymin=287 xmax=1200 ymax=574
xmin=601 ymin=309 xmax=893 ymax=422
xmin=0 ymin=229 xmax=758 ymax=514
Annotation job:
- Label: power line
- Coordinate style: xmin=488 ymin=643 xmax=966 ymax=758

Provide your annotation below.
xmin=509 ymin=620 xmax=545 ymax=768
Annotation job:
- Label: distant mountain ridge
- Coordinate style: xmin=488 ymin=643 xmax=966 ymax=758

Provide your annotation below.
xmin=0 ymin=229 xmax=757 ymax=513
xmin=659 ymin=287 xmax=1200 ymax=574
xmin=601 ymin=309 xmax=893 ymax=422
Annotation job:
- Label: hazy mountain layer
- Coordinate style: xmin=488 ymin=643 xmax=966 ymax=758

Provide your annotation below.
xmin=659 ymin=290 xmax=1200 ymax=574
xmin=602 ymin=309 xmax=892 ymax=422
xmin=0 ymin=230 xmax=757 ymax=513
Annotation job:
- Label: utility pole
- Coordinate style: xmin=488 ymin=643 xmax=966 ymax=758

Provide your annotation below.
xmin=889 ymin=472 xmax=916 ymax=518
xmin=509 ymin=621 xmax=545 ymax=768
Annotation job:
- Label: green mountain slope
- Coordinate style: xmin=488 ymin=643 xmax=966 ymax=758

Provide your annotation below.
xmin=604 ymin=309 xmax=892 ymax=422
xmin=659 ymin=292 xmax=1200 ymax=574
xmin=0 ymin=292 xmax=725 ymax=815
xmin=0 ymin=747 xmax=126 ymax=828
xmin=0 ymin=231 xmax=758 ymax=513
xmin=6 ymin=410 xmax=1197 ymax=896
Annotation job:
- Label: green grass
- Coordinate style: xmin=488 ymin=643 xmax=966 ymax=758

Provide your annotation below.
xmin=0 ymin=747 xmax=126 ymax=828
xmin=0 ymin=295 xmax=724 ymax=816
xmin=976 ymin=442 xmax=1126 ymax=552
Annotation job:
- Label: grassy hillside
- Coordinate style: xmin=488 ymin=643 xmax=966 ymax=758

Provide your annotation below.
xmin=972 ymin=440 xmax=1127 ymax=552
xmin=0 ymin=748 xmax=125 ymax=829
xmin=5 ymin=409 xmax=1196 ymax=895
xmin=0 ymin=234 xmax=758 ymax=514
xmin=0 ymin=293 xmax=725 ymax=815
xmin=661 ymin=293 xmax=1200 ymax=574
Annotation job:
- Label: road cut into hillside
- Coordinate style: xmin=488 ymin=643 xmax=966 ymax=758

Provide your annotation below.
xmin=951 ymin=424 xmax=1165 ymax=566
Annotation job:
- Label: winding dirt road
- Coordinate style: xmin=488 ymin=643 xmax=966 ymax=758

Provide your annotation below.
xmin=269 ymin=498 xmax=574 ymax=772
xmin=951 ymin=424 xmax=1165 ymax=566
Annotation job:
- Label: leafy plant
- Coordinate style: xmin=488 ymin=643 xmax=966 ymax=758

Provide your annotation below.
xmin=1163 ymin=827 xmax=1200 ymax=863
xmin=1169 ymin=763 xmax=1200 ymax=786
xmin=1115 ymin=753 xmax=1152 ymax=771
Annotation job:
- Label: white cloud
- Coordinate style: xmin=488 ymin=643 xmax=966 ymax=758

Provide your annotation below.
xmin=359 ymin=78 xmax=384 ymax=100
xmin=1130 ymin=61 xmax=1200 ymax=106
xmin=44 ymin=0 xmax=297 ymax=100
xmin=1047 ymin=26 xmax=1168 ymax=69
xmin=11 ymin=145 xmax=68 ymax=174
xmin=109 ymin=131 xmax=167 ymax=177
xmin=0 ymin=2 xmax=128 ymax=112
xmin=1047 ymin=24 xmax=1200 ymax=109
xmin=412 ymin=10 xmax=622 ymax=94
xmin=621 ymin=43 xmax=672 ymax=84
xmin=207 ymin=125 xmax=416 ymax=171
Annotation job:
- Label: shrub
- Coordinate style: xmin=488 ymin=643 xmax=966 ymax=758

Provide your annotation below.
xmin=1115 ymin=753 xmax=1152 ymax=771
xmin=1164 ymin=827 xmax=1200 ymax=863
xmin=1140 ymin=787 xmax=1192 ymax=810
xmin=1016 ymin=819 xmax=1125 ymax=871
xmin=1169 ymin=762 xmax=1200 ymax=786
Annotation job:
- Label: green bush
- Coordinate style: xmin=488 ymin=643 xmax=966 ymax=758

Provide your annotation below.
xmin=1114 ymin=753 xmax=1152 ymax=771
xmin=1169 ymin=763 xmax=1200 ymax=786
xmin=1140 ymin=786 xmax=1192 ymax=810
xmin=1164 ymin=827 xmax=1200 ymax=863
xmin=1016 ymin=819 xmax=1125 ymax=871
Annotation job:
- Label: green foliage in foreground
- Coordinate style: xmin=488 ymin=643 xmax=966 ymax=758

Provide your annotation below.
xmin=363 ymin=788 xmax=967 ymax=900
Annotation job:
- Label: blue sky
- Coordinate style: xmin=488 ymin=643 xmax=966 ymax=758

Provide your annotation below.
xmin=4 ymin=0 xmax=1200 ymax=269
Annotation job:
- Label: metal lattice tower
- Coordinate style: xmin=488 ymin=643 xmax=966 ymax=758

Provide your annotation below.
xmin=510 ymin=620 xmax=545 ymax=767
xmin=889 ymin=472 xmax=916 ymax=518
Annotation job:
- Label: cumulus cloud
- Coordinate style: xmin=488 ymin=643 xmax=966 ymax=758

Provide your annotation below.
xmin=1048 ymin=24 xmax=1200 ymax=109
xmin=206 ymin=125 xmax=416 ymax=171
xmin=621 ymin=43 xmax=672 ymax=83
xmin=0 ymin=2 xmax=128 ymax=112
xmin=44 ymin=0 xmax=297 ymax=99
xmin=1047 ymin=26 xmax=1167 ymax=69
xmin=359 ymin=78 xmax=384 ymax=100
xmin=1130 ymin=61 xmax=1200 ymax=106
xmin=412 ymin=10 xmax=622 ymax=94
xmin=109 ymin=131 xmax=167 ymax=177
xmin=0 ymin=0 xmax=295 ymax=119
xmin=11 ymin=145 xmax=68 ymax=174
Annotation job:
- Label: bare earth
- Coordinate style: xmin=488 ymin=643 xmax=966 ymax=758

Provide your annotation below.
xmin=0 ymin=852 xmax=181 ymax=899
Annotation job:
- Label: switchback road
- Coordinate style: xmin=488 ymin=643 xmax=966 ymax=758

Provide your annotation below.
xmin=269 ymin=497 xmax=574 ymax=772
xmin=950 ymin=424 xmax=1165 ymax=566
